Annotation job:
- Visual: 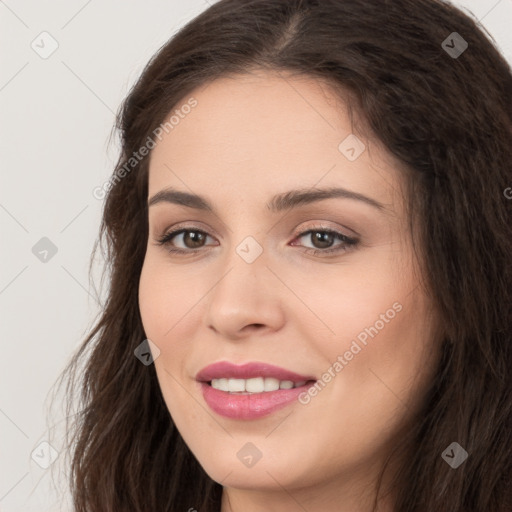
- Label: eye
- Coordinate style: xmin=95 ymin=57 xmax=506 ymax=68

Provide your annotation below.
xmin=155 ymin=225 xmax=359 ymax=256
xmin=290 ymin=227 xmax=359 ymax=256
xmin=156 ymin=228 xmax=217 ymax=253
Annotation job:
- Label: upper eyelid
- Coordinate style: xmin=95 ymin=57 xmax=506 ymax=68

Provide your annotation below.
xmin=158 ymin=223 xmax=349 ymax=236
xmin=153 ymin=217 xmax=358 ymax=237
xmin=156 ymin=223 xmax=219 ymax=241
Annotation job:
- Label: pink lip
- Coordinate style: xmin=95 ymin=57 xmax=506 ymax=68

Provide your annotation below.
xmin=196 ymin=361 xmax=317 ymax=420
xmin=196 ymin=361 xmax=315 ymax=382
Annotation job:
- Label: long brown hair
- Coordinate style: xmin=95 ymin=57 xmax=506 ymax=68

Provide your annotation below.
xmin=52 ymin=0 xmax=512 ymax=510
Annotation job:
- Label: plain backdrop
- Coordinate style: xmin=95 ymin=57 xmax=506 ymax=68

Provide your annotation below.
xmin=1 ymin=0 xmax=511 ymax=510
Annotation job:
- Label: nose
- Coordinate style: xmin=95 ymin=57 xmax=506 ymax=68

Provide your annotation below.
xmin=204 ymin=253 xmax=286 ymax=341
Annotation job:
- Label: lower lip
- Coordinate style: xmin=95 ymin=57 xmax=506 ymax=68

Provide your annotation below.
xmin=199 ymin=381 xmax=315 ymax=420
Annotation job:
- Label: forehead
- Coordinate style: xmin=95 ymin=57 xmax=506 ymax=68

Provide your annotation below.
xmin=147 ymin=70 xmax=404 ymax=210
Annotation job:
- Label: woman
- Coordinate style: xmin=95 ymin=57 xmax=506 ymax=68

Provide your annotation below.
xmin=56 ymin=0 xmax=512 ymax=510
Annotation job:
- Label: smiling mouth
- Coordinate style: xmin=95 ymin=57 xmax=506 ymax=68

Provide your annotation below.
xmin=197 ymin=363 xmax=318 ymax=419
xmin=206 ymin=377 xmax=316 ymax=394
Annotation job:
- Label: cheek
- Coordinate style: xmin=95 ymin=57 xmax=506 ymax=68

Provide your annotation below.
xmin=138 ymin=256 xmax=207 ymax=385
xmin=138 ymin=256 xmax=195 ymax=338
xmin=138 ymin=261 xmax=198 ymax=421
xmin=301 ymin=249 xmax=437 ymax=416
xmin=288 ymin=252 xmax=411 ymax=351
xmin=138 ymin=259 xmax=190 ymax=391
xmin=323 ymin=284 xmax=439 ymax=426
xmin=139 ymin=262 xmax=166 ymax=340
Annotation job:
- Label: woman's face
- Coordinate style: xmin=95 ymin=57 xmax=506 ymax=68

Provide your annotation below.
xmin=139 ymin=70 xmax=440 ymax=505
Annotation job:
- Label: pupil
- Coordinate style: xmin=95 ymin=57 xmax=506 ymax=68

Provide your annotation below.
xmin=313 ymin=231 xmax=333 ymax=249
xmin=185 ymin=231 xmax=205 ymax=248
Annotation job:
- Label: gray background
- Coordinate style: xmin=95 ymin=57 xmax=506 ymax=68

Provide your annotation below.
xmin=1 ymin=1 xmax=511 ymax=510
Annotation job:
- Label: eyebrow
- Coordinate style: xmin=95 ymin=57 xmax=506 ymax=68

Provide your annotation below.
xmin=147 ymin=186 xmax=387 ymax=213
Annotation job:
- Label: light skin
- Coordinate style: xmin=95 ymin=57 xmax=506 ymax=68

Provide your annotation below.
xmin=138 ymin=69 xmax=442 ymax=512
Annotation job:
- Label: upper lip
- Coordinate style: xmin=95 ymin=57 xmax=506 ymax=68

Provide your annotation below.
xmin=196 ymin=361 xmax=316 ymax=383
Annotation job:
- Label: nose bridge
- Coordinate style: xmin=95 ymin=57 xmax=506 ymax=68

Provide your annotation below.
xmin=209 ymin=236 xmax=268 ymax=310
xmin=204 ymin=235 xmax=285 ymax=337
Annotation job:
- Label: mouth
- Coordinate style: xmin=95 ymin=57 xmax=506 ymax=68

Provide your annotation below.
xmin=196 ymin=361 xmax=317 ymax=419
xmin=205 ymin=377 xmax=315 ymax=393
xmin=196 ymin=361 xmax=316 ymax=388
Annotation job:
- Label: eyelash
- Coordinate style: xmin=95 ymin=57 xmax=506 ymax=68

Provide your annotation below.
xmin=155 ymin=225 xmax=359 ymax=257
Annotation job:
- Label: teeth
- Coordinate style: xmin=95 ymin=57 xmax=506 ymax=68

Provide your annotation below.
xmin=228 ymin=378 xmax=245 ymax=392
xmin=246 ymin=377 xmax=264 ymax=393
xmin=210 ymin=377 xmax=306 ymax=393
xmin=264 ymin=377 xmax=280 ymax=392
xmin=213 ymin=378 xmax=229 ymax=391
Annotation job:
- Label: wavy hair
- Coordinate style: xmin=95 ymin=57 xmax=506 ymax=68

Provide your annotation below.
xmin=53 ymin=0 xmax=512 ymax=510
